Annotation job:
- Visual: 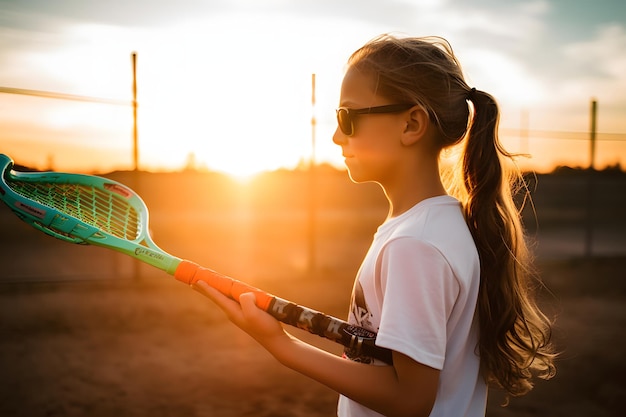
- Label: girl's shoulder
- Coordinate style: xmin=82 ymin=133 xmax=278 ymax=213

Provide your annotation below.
xmin=380 ymin=196 xmax=479 ymax=279
xmin=387 ymin=195 xmax=466 ymax=239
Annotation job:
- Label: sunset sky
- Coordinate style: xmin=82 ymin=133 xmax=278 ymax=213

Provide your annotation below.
xmin=1 ymin=0 xmax=625 ymax=176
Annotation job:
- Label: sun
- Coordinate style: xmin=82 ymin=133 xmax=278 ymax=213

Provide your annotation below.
xmin=1 ymin=14 xmax=353 ymax=175
xmin=135 ymin=65 xmax=315 ymax=178
xmin=131 ymin=19 xmax=340 ymax=179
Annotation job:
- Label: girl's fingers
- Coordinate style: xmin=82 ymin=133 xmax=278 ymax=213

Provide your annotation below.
xmin=192 ymin=280 xmax=285 ymax=342
xmin=238 ymin=292 xmax=288 ymax=345
xmin=192 ymin=280 xmax=244 ymax=320
xmin=239 ymin=292 xmax=265 ymax=321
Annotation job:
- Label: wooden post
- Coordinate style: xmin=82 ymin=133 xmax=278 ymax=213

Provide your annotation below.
xmin=132 ymin=52 xmax=139 ymax=171
xmin=131 ymin=52 xmax=141 ymax=279
xmin=584 ymin=99 xmax=597 ymax=258
xmin=308 ymin=74 xmax=317 ymax=272
xmin=589 ymin=99 xmax=597 ymax=171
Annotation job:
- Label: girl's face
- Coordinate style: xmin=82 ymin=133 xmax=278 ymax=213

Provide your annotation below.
xmin=333 ymin=67 xmax=409 ymax=185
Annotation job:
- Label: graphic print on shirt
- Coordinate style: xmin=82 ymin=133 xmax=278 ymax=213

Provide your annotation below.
xmin=344 ymin=281 xmax=376 ymax=364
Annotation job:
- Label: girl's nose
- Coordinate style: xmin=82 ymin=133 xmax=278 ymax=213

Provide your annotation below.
xmin=332 ymin=126 xmax=347 ymax=145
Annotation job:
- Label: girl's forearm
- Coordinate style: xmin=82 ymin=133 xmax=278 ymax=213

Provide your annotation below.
xmin=191 ymin=283 xmax=438 ymax=417
xmin=264 ymin=332 xmax=437 ymax=417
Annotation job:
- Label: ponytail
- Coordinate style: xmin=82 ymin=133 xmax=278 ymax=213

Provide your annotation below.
xmin=463 ymin=90 xmax=556 ymax=398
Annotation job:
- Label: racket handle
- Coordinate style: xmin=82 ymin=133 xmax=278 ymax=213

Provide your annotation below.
xmin=174 ymin=260 xmax=393 ymax=364
xmin=174 ymin=260 xmax=274 ymax=311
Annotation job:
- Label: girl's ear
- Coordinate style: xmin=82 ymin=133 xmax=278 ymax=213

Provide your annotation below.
xmin=401 ymin=106 xmax=430 ymax=146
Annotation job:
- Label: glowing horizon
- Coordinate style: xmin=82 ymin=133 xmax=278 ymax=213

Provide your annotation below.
xmin=1 ymin=86 xmax=623 ymax=176
xmin=1 ymin=3 xmax=625 ymax=177
xmin=2 ymin=99 xmax=624 ymax=176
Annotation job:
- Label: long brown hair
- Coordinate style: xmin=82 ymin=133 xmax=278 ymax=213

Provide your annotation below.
xmin=348 ymin=34 xmax=556 ymax=398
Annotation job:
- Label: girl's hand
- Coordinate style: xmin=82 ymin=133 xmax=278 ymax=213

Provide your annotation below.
xmin=191 ymin=280 xmax=289 ymax=349
xmin=192 ymin=280 xmax=439 ymax=416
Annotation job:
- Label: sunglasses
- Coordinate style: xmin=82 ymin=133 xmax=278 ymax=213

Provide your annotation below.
xmin=336 ymin=103 xmax=415 ymax=136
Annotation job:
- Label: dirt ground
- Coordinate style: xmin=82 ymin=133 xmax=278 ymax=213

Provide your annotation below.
xmin=1 ymin=169 xmax=625 ymax=416
xmin=1 ymin=256 xmax=625 ymax=417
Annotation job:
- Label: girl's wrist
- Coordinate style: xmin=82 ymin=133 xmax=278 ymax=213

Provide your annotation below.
xmin=259 ymin=331 xmax=298 ymax=364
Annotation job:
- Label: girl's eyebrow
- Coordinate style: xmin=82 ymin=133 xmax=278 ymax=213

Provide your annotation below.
xmin=339 ymin=99 xmax=371 ymax=108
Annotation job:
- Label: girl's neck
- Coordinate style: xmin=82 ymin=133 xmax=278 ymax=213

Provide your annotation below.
xmin=384 ymin=183 xmax=447 ymax=219
xmin=382 ymin=160 xmax=447 ymax=219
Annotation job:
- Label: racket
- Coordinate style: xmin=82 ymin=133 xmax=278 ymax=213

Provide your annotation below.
xmin=0 ymin=154 xmax=391 ymax=363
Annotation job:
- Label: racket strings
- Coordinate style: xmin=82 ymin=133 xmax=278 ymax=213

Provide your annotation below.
xmin=8 ymin=180 xmax=139 ymax=240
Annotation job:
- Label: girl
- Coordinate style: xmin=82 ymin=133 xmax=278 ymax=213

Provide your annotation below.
xmin=193 ymin=34 xmax=556 ymax=417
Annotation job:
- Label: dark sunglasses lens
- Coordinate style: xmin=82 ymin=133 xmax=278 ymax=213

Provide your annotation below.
xmin=337 ymin=109 xmax=353 ymax=136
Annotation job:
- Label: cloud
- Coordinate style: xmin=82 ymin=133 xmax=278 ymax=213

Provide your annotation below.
xmin=460 ymin=48 xmax=545 ymax=106
xmin=547 ymin=23 xmax=626 ymax=109
xmin=538 ymin=23 xmax=626 ymax=131
xmin=564 ymin=23 xmax=626 ymax=80
xmin=1 ymin=0 xmax=624 ymax=167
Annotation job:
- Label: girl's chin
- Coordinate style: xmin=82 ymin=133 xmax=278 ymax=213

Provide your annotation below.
xmin=345 ymin=168 xmax=369 ymax=184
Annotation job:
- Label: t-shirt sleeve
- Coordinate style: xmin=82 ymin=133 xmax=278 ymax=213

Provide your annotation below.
xmin=375 ymin=237 xmax=460 ymax=370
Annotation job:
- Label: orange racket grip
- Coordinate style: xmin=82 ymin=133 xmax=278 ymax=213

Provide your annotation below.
xmin=174 ymin=260 xmax=274 ymax=311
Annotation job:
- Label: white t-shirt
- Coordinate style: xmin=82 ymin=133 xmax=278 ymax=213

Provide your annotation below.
xmin=338 ymin=195 xmax=487 ymax=417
